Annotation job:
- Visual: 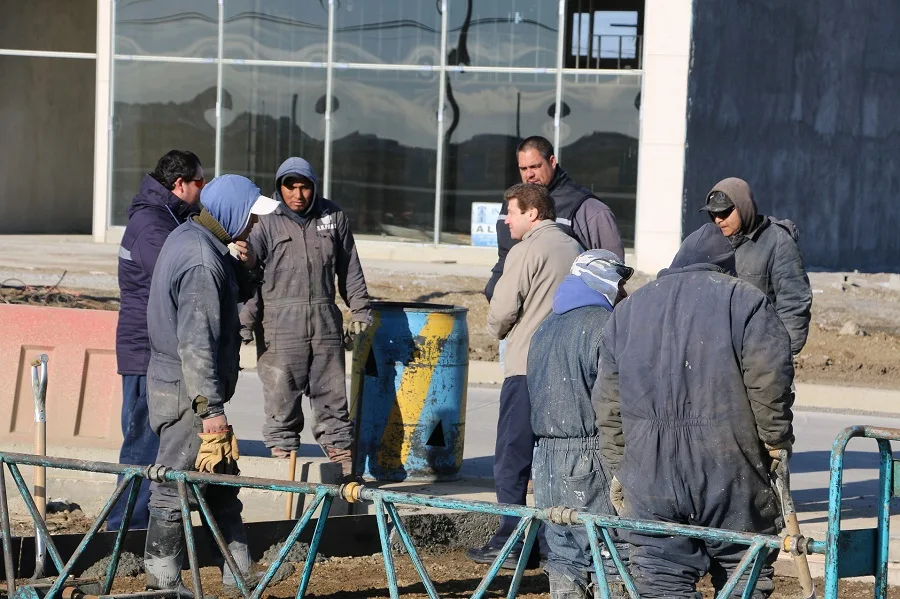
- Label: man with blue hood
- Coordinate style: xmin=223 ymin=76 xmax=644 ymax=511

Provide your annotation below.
xmin=528 ymin=249 xmax=634 ymax=599
xmin=595 ymin=224 xmax=795 ymax=598
xmin=239 ymin=157 xmax=372 ymax=476
xmin=144 ymin=174 xmax=279 ymax=594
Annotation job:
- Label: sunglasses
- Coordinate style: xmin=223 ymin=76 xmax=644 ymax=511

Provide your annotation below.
xmin=191 ymin=177 xmax=206 ymax=189
xmin=710 ymin=206 xmax=735 ymax=220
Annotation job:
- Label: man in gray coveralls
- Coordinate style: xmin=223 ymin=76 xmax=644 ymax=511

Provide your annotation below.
xmin=240 ymin=157 xmax=372 ymax=476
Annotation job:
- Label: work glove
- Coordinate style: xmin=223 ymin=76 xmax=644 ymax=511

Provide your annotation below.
xmin=609 ymin=476 xmax=625 ymax=514
xmin=342 ymin=320 xmax=369 ymax=350
xmin=196 ymin=425 xmax=240 ymax=475
xmin=765 ymin=441 xmax=792 ymax=474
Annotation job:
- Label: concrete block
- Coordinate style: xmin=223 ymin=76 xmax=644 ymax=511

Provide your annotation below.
xmin=0 ymin=304 xmax=121 ymax=449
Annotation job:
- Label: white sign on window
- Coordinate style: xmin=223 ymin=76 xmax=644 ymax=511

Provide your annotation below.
xmin=471 ymin=202 xmax=502 ymax=247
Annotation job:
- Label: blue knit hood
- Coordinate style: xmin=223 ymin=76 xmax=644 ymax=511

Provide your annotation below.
xmin=200 ymin=175 xmax=264 ymax=240
xmin=552 ymin=275 xmax=613 ymax=314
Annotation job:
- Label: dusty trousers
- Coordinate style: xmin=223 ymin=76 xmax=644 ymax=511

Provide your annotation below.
xmin=257 ymin=339 xmax=354 ymax=452
xmin=625 ymin=495 xmax=778 ymax=598
xmin=533 ymin=437 xmax=629 ymax=594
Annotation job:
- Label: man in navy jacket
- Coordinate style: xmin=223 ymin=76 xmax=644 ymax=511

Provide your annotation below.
xmin=108 ymin=150 xmax=204 ymax=531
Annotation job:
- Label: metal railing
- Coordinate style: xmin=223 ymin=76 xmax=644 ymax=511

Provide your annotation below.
xmin=1 ymin=425 xmax=898 ymax=598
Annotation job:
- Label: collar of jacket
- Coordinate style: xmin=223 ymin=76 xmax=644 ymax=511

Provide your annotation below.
xmin=656 ymin=262 xmax=729 ymax=280
xmin=194 ymin=209 xmax=232 ymax=246
xmin=547 ymin=165 xmax=570 ymax=194
xmin=522 ymin=219 xmax=557 ymax=240
xmin=730 ymin=215 xmax=769 ymax=249
xmin=132 ymin=174 xmax=199 ymax=221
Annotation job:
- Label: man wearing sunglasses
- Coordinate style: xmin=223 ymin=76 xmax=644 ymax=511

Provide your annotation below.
xmin=700 ymin=177 xmax=812 ymax=355
xmin=110 ymin=150 xmax=204 ymax=532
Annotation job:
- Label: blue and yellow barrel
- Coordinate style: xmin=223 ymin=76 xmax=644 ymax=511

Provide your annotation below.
xmin=349 ymin=302 xmax=469 ymax=481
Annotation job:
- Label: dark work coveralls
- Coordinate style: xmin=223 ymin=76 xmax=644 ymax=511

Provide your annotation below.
xmin=111 ymin=175 xmax=199 ymax=530
xmin=595 ymin=224 xmax=794 ymax=598
xmin=242 ymin=157 xmax=371 ymax=453
xmin=528 ymin=275 xmax=628 ymax=596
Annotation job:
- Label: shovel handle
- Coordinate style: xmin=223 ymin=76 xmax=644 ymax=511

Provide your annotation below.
xmin=773 ymin=449 xmax=816 ymax=599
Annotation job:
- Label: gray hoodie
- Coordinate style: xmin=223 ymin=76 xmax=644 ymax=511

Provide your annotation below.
xmin=707 ymin=177 xmax=812 ymax=354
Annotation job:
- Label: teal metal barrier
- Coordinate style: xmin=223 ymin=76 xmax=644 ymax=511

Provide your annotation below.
xmin=824 ymin=426 xmax=900 ymax=598
xmin=0 ymin=425 xmax=896 ymax=598
xmin=349 ymin=301 xmax=469 ymax=481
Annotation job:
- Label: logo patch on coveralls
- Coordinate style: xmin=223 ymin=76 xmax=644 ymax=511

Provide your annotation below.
xmin=317 ymin=213 xmax=336 ymax=232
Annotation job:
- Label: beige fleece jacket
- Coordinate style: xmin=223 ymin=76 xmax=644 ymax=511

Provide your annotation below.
xmin=487 ymin=220 xmax=583 ymax=378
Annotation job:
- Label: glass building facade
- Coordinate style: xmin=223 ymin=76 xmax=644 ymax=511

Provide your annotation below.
xmin=1 ymin=0 xmax=643 ymax=244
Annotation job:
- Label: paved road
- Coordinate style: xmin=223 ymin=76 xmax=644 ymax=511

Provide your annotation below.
xmin=230 ymin=372 xmax=900 ymax=519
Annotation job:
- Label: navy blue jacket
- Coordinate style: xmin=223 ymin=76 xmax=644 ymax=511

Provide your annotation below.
xmin=116 ymin=175 xmax=199 ymax=374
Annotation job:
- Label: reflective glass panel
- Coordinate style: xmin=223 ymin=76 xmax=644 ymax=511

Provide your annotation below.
xmin=0 ymin=57 xmax=95 ymax=233
xmin=559 ymin=73 xmax=641 ymax=244
xmin=441 ymin=71 xmax=557 ymax=244
xmin=329 ymin=69 xmax=439 ymax=239
xmin=115 ymin=0 xmax=218 ymax=58
xmin=110 ymin=60 xmax=217 ymax=226
xmin=447 ymin=0 xmax=559 ymax=69
xmin=0 ymin=0 xmax=96 ymax=53
xmin=333 ymin=0 xmax=441 ymax=66
xmin=223 ymin=1 xmax=328 ymax=61
xmin=220 ymin=65 xmax=328 ymax=193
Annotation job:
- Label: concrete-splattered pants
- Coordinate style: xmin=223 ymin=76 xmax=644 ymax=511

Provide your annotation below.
xmin=146 ymin=373 xmax=243 ymax=523
xmin=257 ymin=342 xmax=354 ymax=452
xmin=533 ymin=437 xmax=629 ymax=592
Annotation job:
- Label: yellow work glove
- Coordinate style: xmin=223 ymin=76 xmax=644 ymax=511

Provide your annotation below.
xmin=195 ymin=425 xmax=241 ymax=475
xmin=609 ymin=476 xmax=625 ymax=514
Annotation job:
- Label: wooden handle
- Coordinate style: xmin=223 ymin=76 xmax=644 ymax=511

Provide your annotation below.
xmin=284 ymin=450 xmax=298 ymax=519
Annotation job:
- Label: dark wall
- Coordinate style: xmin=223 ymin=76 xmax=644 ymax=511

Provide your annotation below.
xmin=682 ymin=0 xmax=900 ymax=271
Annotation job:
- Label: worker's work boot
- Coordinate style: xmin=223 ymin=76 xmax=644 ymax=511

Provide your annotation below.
xmin=325 ymin=446 xmax=355 ymax=481
xmin=548 ymin=572 xmax=589 ymax=599
xmin=144 ymin=516 xmax=186 ymax=592
xmin=216 ymin=517 xmax=256 ymax=597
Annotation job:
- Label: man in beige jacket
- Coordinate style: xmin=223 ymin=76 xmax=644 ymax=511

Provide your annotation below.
xmin=467 ymin=183 xmax=583 ymax=568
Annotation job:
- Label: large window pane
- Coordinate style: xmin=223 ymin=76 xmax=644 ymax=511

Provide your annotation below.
xmin=0 ymin=0 xmax=96 ymax=53
xmin=333 ymin=1 xmax=440 ymax=66
xmin=115 ymin=0 xmax=218 ymax=58
xmin=110 ymin=61 xmax=217 ymax=226
xmin=330 ymin=70 xmax=439 ymax=240
xmin=220 ymin=65 xmax=327 ymax=192
xmin=224 ymin=1 xmax=327 ymax=61
xmin=441 ymin=71 xmax=557 ymax=244
xmin=0 ymin=57 xmax=94 ymax=233
xmin=560 ymin=73 xmax=641 ymax=245
xmin=447 ymin=0 xmax=559 ymax=69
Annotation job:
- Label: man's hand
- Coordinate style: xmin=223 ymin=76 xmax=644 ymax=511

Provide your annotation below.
xmin=609 ymin=476 xmax=625 ymax=514
xmin=229 ymin=240 xmax=257 ymax=269
xmin=343 ymin=320 xmax=369 ymax=350
xmin=202 ymin=414 xmax=229 ymax=433
xmin=196 ymin=425 xmax=240 ymax=475
xmin=765 ymin=442 xmax=792 ymax=473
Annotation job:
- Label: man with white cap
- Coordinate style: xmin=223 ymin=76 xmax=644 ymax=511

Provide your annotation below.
xmin=143 ymin=174 xmax=279 ymax=595
xmin=528 ymin=249 xmax=633 ymax=599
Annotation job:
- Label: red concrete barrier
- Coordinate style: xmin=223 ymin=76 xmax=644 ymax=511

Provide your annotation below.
xmin=0 ymin=304 xmax=121 ymax=449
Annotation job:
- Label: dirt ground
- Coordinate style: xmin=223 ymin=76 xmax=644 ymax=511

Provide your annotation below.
xmin=5 ymin=268 xmax=900 ymax=389
xmin=13 ymin=551 xmax=890 ymax=598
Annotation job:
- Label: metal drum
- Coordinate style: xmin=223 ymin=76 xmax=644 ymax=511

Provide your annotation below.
xmin=350 ymin=301 xmax=469 ymax=481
